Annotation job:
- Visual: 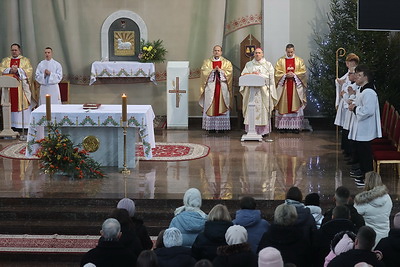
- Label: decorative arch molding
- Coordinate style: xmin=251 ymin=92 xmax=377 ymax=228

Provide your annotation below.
xmin=101 ymin=10 xmax=148 ymax=60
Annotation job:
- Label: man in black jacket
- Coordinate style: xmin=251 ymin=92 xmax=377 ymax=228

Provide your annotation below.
xmin=81 ymin=218 xmax=137 ymax=267
xmin=322 ymin=186 xmax=365 ymax=231
xmin=328 ymin=226 xmax=384 ymax=267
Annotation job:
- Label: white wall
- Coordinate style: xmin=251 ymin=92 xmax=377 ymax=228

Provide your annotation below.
xmin=263 ymin=0 xmax=330 ymax=66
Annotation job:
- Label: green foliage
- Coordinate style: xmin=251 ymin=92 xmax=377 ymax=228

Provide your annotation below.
xmin=139 ymin=39 xmax=167 ymax=63
xmin=309 ymin=0 xmax=400 ymax=116
xmin=34 ymin=123 xmax=105 ymax=179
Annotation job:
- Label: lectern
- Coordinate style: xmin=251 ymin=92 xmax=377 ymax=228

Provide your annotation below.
xmin=239 ymin=74 xmax=266 ymax=142
xmin=0 ymin=75 xmax=19 ymax=138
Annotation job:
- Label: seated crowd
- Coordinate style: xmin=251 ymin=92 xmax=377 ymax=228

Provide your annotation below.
xmin=81 ymin=172 xmax=398 ymax=267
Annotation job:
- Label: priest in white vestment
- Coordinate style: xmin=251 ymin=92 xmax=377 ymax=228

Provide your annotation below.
xmin=199 ymin=45 xmax=233 ymax=132
xmin=240 ymin=48 xmax=277 ymax=136
xmin=35 ymin=47 xmax=63 ymax=105
xmin=0 ymin=43 xmax=34 ymax=129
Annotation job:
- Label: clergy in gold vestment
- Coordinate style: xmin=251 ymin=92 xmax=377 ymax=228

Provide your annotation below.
xmin=240 ymin=48 xmax=277 ymax=136
xmin=199 ymin=45 xmax=233 ymax=132
xmin=0 ymin=43 xmax=34 ymax=129
xmin=274 ymin=44 xmax=307 ymax=133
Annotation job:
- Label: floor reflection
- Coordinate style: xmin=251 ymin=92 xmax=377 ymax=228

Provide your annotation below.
xmin=0 ymin=129 xmax=400 ymax=200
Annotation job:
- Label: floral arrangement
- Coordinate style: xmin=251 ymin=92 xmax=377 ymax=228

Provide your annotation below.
xmin=138 ymin=39 xmax=167 ymax=63
xmin=34 ymin=123 xmax=105 ymax=179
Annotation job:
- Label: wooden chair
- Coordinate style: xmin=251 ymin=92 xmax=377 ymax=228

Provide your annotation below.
xmin=373 ymin=104 xmax=395 ymax=145
xmin=381 ymin=101 xmax=390 ymax=135
xmin=58 ymin=80 xmax=70 ymax=104
xmin=373 ymin=111 xmax=400 ymax=176
xmin=372 ymin=111 xmax=399 ymax=152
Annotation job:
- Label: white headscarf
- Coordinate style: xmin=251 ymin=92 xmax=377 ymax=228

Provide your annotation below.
xmin=174 ymin=188 xmax=207 ymax=218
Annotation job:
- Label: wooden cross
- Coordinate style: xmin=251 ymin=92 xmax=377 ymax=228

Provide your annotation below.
xmin=168 ymin=77 xmax=186 ymax=108
xmin=247 ymin=34 xmax=253 ymax=44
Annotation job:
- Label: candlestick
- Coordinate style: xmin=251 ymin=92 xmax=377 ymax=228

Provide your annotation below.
xmin=46 ymin=94 xmax=51 ymax=121
xmin=122 ymin=94 xmax=127 ymax=122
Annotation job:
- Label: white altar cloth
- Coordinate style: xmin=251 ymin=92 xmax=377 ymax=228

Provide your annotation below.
xmin=89 ymin=61 xmax=156 ymax=85
xmin=26 ymin=104 xmax=155 ymax=160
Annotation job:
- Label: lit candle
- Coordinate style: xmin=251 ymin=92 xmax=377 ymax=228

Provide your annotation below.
xmin=46 ymin=94 xmax=51 ymax=121
xmin=122 ymin=93 xmax=127 ymax=122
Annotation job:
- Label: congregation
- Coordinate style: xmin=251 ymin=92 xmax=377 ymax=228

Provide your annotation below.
xmin=81 ymin=178 xmax=397 ymax=267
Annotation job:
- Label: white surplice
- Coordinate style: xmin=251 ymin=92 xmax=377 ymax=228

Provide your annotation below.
xmin=35 ymin=58 xmax=63 ymax=105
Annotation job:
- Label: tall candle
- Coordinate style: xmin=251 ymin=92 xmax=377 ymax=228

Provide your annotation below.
xmin=46 ymin=94 xmax=51 ymax=121
xmin=122 ymin=94 xmax=127 ymax=122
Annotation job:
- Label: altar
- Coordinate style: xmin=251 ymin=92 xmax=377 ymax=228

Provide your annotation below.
xmin=89 ymin=61 xmax=156 ymax=85
xmin=26 ymin=104 xmax=155 ymax=168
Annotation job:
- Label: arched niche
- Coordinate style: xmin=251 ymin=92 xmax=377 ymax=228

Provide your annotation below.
xmin=101 ymin=10 xmax=148 ymax=61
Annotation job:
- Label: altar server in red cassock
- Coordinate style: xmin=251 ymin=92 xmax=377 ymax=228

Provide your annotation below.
xmin=0 ymin=43 xmax=34 ymax=129
xmin=274 ymin=44 xmax=307 ymax=133
xmin=199 ymin=45 xmax=233 ymax=133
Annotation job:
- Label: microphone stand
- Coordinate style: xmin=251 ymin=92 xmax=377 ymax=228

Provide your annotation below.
xmin=264 ymin=69 xmax=273 ymax=142
xmin=19 ymin=71 xmax=26 ymax=141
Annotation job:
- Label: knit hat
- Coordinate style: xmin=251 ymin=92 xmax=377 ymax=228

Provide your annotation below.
xmin=305 ymin=193 xmax=320 ymax=206
xmin=117 ymin=198 xmax=136 ymax=217
xmin=183 ymin=188 xmax=202 ymax=208
xmin=163 ymin=227 xmax=183 ymax=248
xmin=225 ymin=225 xmax=247 ymax=245
xmin=333 ymin=233 xmax=354 ymax=255
xmin=393 ymin=212 xmax=400 ymax=229
xmin=258 ymin=247 xmax=284 ymax=267
xmin=83 ymin=263 xmax=96 ymax=267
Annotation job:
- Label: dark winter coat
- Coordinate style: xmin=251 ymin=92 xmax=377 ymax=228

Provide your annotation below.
xmin=191 ymin=220 xmax=233 ymax=261
xmin=232 ymin=209 xmax=270 ymax=253
xmin=212 ymin=242 xmax=258 ymax=267
xmin=154 ymin=246 xmax=196 ymax=267
xmin=375 ymin=228 xmax=400 ymax=267
xmin=257 ymin=223 xmax=313 ymax=267
xmin=327 ymin=249 xmax=385 ymax=267
xmin=80 ymin=239 xmax=137 ymax=267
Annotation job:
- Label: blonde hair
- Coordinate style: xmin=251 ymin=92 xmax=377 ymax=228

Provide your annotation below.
xmin=346 ymin=53 xmax=360 ymax=63
xmin=207 ymin=204 xmax=231 ymax=222
xmin=364 ymin=171 xmax=384 ymax=191
xmin=274 ymin=203 xmax=297 ymax=226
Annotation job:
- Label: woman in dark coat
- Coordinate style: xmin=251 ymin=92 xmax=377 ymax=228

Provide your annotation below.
xmin=192 ymin=204 xmax=233 ymax=261
xmin=117 ymin=198 xmax=154 ymax=250
xmin=154 ymin=227 xmax=196 ymax=267
xmin=213 ymin=225 xmax=257 ymax=267
xmin=257 ymin=203 xmax=313 ymax=267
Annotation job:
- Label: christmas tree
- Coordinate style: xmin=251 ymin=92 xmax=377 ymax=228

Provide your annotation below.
xmin=308 ymin=0 xmax=400 ymax=116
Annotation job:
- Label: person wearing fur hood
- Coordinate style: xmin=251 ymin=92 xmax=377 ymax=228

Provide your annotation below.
xmin=213 ymin=225 xmax=258 ymax=267
xmin=354 ymin=171 xmax=393 ymax=246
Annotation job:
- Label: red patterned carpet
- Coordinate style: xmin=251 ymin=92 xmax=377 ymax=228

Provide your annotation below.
xmin=0 ymin=234 xmax=99 ymax=253
xmin=0 ymin=142 xmax=210 ymax=161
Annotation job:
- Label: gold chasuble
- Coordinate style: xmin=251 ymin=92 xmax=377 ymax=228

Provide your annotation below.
xmin=0 ymin=56 xmax=34 ymax=111
xmin=275 ymin=56 xmax=307 ymax=114
xmin=199 ymin=56 xmax=233 ymax=117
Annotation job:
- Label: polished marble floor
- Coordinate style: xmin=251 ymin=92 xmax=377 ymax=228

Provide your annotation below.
xmin=1 ymin=126 xmax=400 ymax=201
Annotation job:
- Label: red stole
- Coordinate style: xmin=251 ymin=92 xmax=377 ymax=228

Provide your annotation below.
xmin=285 ymin=58 xmax=295 ymax=113
xmin=9 ymin=58 xmax=21 ymax=112
xmin=212 ymin=61 xmax=222 ymax=116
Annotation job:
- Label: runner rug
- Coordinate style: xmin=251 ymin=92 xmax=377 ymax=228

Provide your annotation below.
xmin=0 ymin=142 xmax=210 ymax=161
xmin=0 ymin=234 xmax=157 ymax=254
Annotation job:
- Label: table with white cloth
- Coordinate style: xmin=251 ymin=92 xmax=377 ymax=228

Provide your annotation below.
xmin=89 ymin=61 xmax=156 ymax=85
xmin=26 ymin=104 xmax=156 ymax=168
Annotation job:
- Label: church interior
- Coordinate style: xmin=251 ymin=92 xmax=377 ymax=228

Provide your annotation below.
xmin=0 ymin=0 xmax=399 ymax=266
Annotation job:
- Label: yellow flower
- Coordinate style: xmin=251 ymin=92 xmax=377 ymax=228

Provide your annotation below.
xmin=148 ymin=46 xmax=153 ymax=51
xmin=143 ymin=46 xmax=148 ymax=51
